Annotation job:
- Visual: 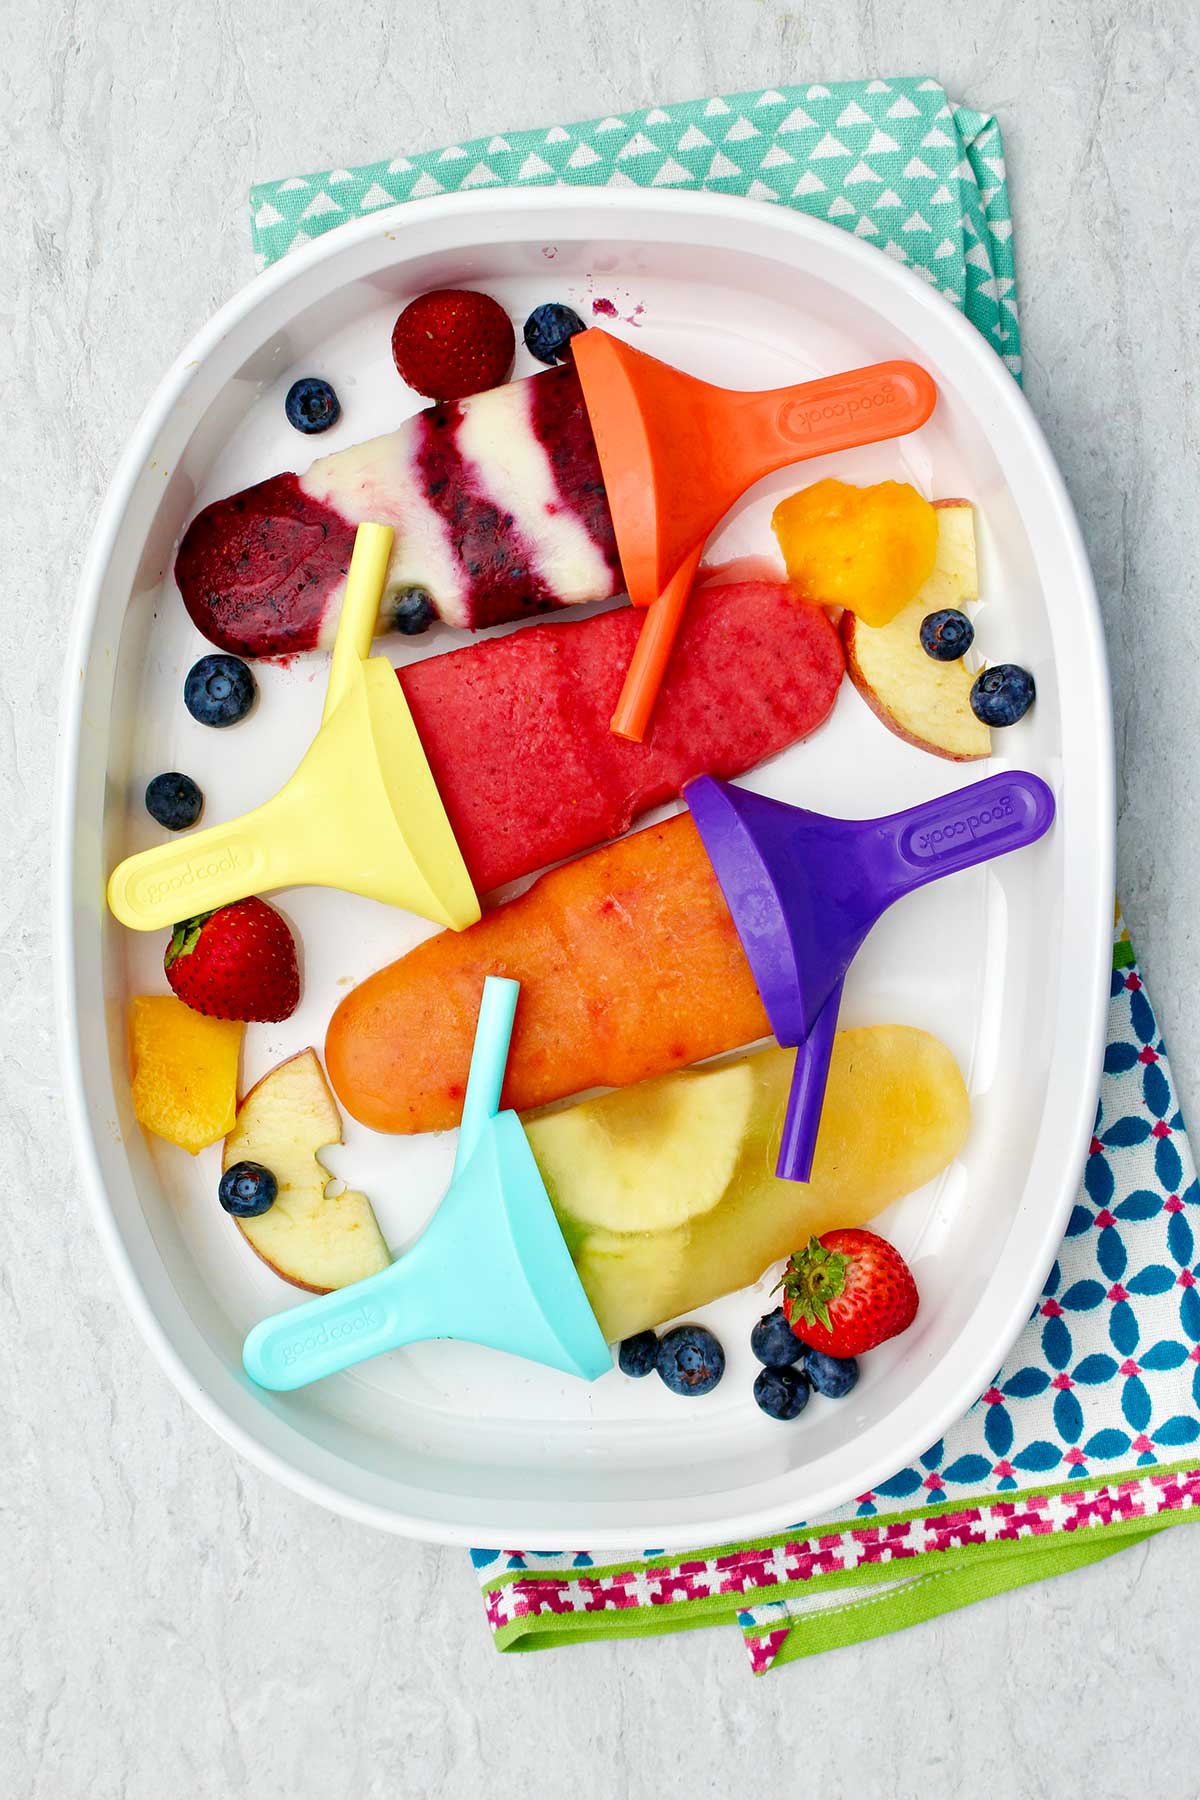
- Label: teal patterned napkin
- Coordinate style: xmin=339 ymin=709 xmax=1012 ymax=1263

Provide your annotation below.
xmin=249 ymin=77 xmax=1021 ymax=381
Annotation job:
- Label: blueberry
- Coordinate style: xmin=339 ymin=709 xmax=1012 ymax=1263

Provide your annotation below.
xmin=285 ymin=376 xmax=341 ymax=434
xmin=523 ymin=303 xmax=587 ymax=366
xmin=218 ymin=1161 xmax=278 ymax=1217
xmin=919 ymin=608 xmax=975 ymax=661
xmin=393 ymin=587 xmax=436 ymax=635
xmin=656 ymin=1324 xmax=725 ymax=1396
xmin=750 ymin=1306 xmax=801 ymax=1369
xmin=184 ymin=653 xmax=257 ymax=727
xmin=145 ymin=771 xmax=203 ymax=831
xmin=803 ymin=1349 xmax=859 ymax=1399
xmin=618 ymin=1330 xmax=659 ymax=1378
xmin=753 ymin=1365 xmax=810 ymax=1421
xmin=970 ymin=663 xmax=1036 ymax=727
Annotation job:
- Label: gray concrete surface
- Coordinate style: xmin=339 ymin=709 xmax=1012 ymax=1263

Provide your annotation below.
xmin=4 ymin=2 xmax=1199 ymax=1795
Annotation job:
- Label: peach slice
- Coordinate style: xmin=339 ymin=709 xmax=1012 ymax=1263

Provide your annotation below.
xmin=129 ymin=995 xmax=242 ymax=1155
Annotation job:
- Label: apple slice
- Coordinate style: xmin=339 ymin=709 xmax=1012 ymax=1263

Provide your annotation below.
xmin=842 ymin=499 xmax=990 ymax=762
xmin=914 ymin=496 xmax=979 ymax=607
xmin=223 ymin=1049 xmax=390 ymax=1293
xmin=525 ymin=1058 xmax=756 ymax=1233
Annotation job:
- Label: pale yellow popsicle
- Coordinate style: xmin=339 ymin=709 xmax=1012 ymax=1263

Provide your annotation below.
xmin=524 ymin=1026 xmax=969 ymax=1343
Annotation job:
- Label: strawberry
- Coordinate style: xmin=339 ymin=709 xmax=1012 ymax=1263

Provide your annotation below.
xmin=165 ymin=897 xmax=299 ymax=1023
xmin=390 ymin=288 xmax=515 ymax=401
xmin=777 ymin=1229 xmax=918 ymax=1358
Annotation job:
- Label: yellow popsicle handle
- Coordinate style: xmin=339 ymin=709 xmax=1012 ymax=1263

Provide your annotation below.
xmin=106 ymin=782 xmax=314 ymax=930
xmin=323 ymin=522 xmax=394 ymax=722
xmin=106 ymin=520 xmax=481 ymax=934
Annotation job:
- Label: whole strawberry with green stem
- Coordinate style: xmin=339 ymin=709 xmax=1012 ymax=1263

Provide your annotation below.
xmin=165 ymin=897 xmax=299 ymax=1023
xmin=777 ymin=1228 xmax=918 ymax=1358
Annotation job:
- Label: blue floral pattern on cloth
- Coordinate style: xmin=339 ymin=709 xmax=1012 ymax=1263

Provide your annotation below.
xmin=854 ymin=952 xmax=1199 ymax=1515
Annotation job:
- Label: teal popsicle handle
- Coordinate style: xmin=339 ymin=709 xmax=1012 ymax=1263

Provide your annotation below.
xmin=454 ymin=976 xmax=518 ymax=1173
xmin=243 ymin=1262 xmax=411 ymax=1391
xmin=244 ymin=976 xmax=530 ymax=1394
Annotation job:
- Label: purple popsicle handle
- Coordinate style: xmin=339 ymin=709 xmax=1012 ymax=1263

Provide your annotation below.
xmin=873 ymin=771 xmax=1056 ymax=904
xmin=685 ymin=767 xmax=1057 ymax=1159
xmin=778 ymin=981 xmax=842 ymax=1184
xmin=772 ymin=772 xmax=1054 ymax=1181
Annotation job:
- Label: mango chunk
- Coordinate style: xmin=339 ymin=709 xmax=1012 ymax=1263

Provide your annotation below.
xmin=129 ymin=995 xmax=242 ymax=1155
xmin=772 ymin=478 xmax=938 ymax=627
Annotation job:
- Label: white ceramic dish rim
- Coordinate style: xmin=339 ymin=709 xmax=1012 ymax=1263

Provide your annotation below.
xmin=55 ymin=187 xmax=1115 ymax=1549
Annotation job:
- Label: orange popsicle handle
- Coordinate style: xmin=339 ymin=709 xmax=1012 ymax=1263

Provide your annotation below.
xmin=610 ymin=545 xmax=705 ymax=743
xmin=753 ymin=359 xmax=937 ymax=464
xmin=605 ymin=358 xmax=938 ymax=739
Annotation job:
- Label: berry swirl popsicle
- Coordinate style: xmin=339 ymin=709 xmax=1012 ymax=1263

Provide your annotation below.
xmin=176 ymin=365 xmax=623 ymax=658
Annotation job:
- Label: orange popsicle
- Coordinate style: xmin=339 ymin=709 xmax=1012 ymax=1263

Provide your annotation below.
xmin=325 ymin=814 xmax=770 ymax=1134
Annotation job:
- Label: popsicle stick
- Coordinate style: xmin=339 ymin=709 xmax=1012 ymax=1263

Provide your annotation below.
xmin=776 ymin=981 xmax=843 ymax=1185
xmin=322 ymin=522 xmax=395 ymax=723
xmin=610 ymin=543 xmax=705 ymax=743
xmin=453 ymin=977 xmax=521 ymax=1175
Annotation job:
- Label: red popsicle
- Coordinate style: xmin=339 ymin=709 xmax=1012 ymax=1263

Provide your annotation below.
xmin=398 ymin=576 xmax=844 ymax=895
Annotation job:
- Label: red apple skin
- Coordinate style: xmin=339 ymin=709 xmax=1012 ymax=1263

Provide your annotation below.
xmin=840 ymin=612 xmax=989 ymax=764
xmin=238 ymin=1224 xmax=340 ymax=1295
xmin=223 ymin=1047 xmax=389 ymax=1294
xmin=224 ymin=1049 xmax=331 ymax=1293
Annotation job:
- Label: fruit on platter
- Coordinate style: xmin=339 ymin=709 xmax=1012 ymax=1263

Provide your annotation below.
xmin=750 ymin=1306 xmax=803 ymax=1369
xmin=523 ymin=302 xmax=587 ymax=366
xmin=218 ymin=1161 xmax=278 ymax=1217
xmin=970 ymin=663 xmax=1036 ymax=727
xmin=165 ymin=897 xmax=300 ymax=1024
xmin=655 ymin=1325 xmax=726 ymax=1396
xmin=144 ymin=771 xmax=204 ymax=831
xmin=183 ymin=653 xmax=257 ymax=728
xmin=753 ymin=1365 xmax=809 ymax=1420
xmin=399 ymin=576 xmax=844 ymax=896
xmin=919 ymin=609 xmax=974 ymax=662
xmin=841 ymin=499 xmax=992 ymax=761
xmin=747 ymin=1307 xmax=859 ymax=1420
xmin=779 ymin=1228 xmax=919 ymax=1357
xmin=390 ymin=288 xmax=515 ymax=400
xmin=772 ymin=478 xmax=939 ymax=627
xmin=222 ymin=1049 xmax=390 ymax=1293
xmin=128 ymin=995 xmax=243 ymax=1155
xmin=902 ymin=497 xmax=980 ymax=611
xmin=617 ymin=1330 xmax=659 ymax=1378
xmin=803 ymin=1349 xmax=860 ymax=1398
xmin=533 ymin=1025 xmax=968 ymax=1345
xmin=285 ymin=377 xmax=341 ymax=434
